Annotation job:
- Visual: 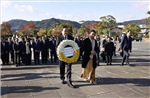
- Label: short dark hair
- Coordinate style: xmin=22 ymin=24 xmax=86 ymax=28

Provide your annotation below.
xmin=90 ymin=29 xmax=96 ymax=34
xmin=126 ymin=30 xmax=131 ymax=33
xmin=62 ymin=26 xmax=68 ymax=29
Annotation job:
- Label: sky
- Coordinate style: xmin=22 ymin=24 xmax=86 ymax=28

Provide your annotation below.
xmin=1 ymin=0 xmax=150 ymax=23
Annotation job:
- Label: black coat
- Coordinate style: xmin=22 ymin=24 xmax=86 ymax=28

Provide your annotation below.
xmin=81 ymin=37 xmax=98 ymax=68
xmin=105 ymin=42 xmax=114 ymax=56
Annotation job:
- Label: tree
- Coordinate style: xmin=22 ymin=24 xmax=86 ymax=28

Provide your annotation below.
xmin=50 ymin=23 xmax=74 ymax=35
xmin=38 ymin=29 xmax=47 ymax=36
xmin=99 ymin=15 xmax=116 ymax=36
xmin=147 ymin=11 xmax=150 ymax=15
xmin=20 ymin=22 xmax=36 ymax=36
xmin=123 ymin=23 xmax=141 ymax=38
xmin=1 ymin=22 xmax=12 ymax=37
xmin=77 ymin=25 xmax=90 ymax=37
xmin=47 ymin=28 xmax=52 ymax=36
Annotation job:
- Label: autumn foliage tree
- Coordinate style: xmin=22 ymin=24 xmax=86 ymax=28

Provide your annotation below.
xmin=37 ymin=29 xmax=47 ymax=36
xmin=20 ymin=22 xmax=36 ymax=36
xmin=1 ymin=22 xmax=12 ymax=37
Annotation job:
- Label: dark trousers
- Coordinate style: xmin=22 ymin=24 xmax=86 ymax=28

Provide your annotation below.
xmin=15 ymin=53 xmax=21 ymax=66
xmin=34 ymin=52 xmax=40 ymax=64
xmin=101 ymin=52 xmax=106 ymax=62
xmin=97 ymin=51 xmax=100 ymax=62
xmin=50 ymin=51 xmax=57 ymax=63
xmin=1 ymin=52 xmax=9 ymax=65
xmin=20 ymin=53 xmax=25 ymax=64
xmin=106 ymin=54 xmax=112 ymax=64
xmin=122 ymin=50 xmax=130 ymax=64
xmin=42 ymin=51 xmax=47 ymax=63
xmin=114 ymin=47 xmax=116 ymax=56
xmin=24 ymin=53 xmax=31 ymax=65
xmin=59 ymin=60 xmax=72 ymax=81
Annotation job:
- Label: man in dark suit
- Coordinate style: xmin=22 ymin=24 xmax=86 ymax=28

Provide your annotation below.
xmin=75 ymin=35 xmax=82 ymax=61
xmin=19 ymin=37 xmax=26 ymax=64
xmin=41 ymin=36 xmax=49 ymax=64
xmin=95 ymin=35 xmax=101 ymax=65
xmin=120 ymin=30 xmax=132 ymax=66
xmin=56 ymin=27 xmax=75 ymax=88
xmin=102 ymin=36 xmax=108 ymax=63
xmin=8 ymin=37 xmax=15 ymax=64
xmin=105 ymin=37 xmax=114 ymax=65
xmin=32 ymin=37 xmax=41 ymax=65
xmin=49 ymin=36 xmax=57 ymax=63
xmin=1 ymin=37 xmax=9 ymax=65
xmin=14 ymin=38 xmax=21 ymax=67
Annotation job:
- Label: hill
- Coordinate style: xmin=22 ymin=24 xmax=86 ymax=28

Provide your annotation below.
xmin=6 ymin=18 xmax=146 ymax=32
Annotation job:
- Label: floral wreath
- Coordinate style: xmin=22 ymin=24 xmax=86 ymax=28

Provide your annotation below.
xmin=57 ymin=40 xmax=80 ymax=63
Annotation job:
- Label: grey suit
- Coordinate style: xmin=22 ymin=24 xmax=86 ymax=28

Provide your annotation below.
xmin=120 ymin=34 xmax=132 ymax=65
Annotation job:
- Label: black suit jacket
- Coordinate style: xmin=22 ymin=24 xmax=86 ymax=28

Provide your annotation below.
xmin=19 ymin=41 xmax=26 ymax=53
xmin=49 ymin=40 xmax=56 ymax=52
xmin=81 ymin=37 xmax=98 ymax=68
xmin=14 ymin=42 xmax=21 ymax=53
xmin=56 ymin=34 xmax=74 ymax=62
xmin=56 ymin=34 xmax=74 ymax=46
xmin=8 ymin=41 xmax=14 ymax=52
xmin=32 ymin=41 xmax=41 ymax=52
xmin=75 ymin=38 xmax=82 ymax=47
xmin=41 ymin=40 xmax=48 ymax=51
xmin=1 ymin=42 xmax=9 ymax=54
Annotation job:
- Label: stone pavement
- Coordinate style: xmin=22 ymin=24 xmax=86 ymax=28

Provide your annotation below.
xmin=1 ymin=42 xmax=150 ymax=98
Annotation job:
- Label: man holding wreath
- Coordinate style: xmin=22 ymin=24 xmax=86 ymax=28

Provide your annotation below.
xmin=56 ymin=26 xmax=75 ymax=88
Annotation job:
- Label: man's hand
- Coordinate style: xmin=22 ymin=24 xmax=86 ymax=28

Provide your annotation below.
xmin=91 ymin=50 xmax=96 ymax=55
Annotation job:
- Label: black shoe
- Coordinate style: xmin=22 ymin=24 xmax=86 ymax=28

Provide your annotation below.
xmin=110 ymin=63 xmax=112 ymax=65
xmin=61 ymin=79 xmax=66 ymax=84
xmin=121 ymin=63 xmax=124 ymax=66
xmin=107 ymin=63 xmax=109 ymax=65
xmin=67 ymin=82 xmax=75 ymax=88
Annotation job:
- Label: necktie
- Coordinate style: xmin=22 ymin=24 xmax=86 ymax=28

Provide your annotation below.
xmin=64 ymin=36 xmax=67 ymax=40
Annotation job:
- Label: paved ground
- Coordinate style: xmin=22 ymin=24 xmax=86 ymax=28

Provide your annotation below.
xmin=1 ymin=41 xmax=150 ymax=98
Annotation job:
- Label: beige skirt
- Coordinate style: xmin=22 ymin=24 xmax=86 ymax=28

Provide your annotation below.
xmin=81 ymin=59 xmax=96 ymax=84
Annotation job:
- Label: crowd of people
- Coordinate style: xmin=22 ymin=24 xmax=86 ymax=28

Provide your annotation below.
xmin=1 ymin=27 xmax=132 ymax=88
xmin=1 ymin=35 xmax=57 ymax=66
